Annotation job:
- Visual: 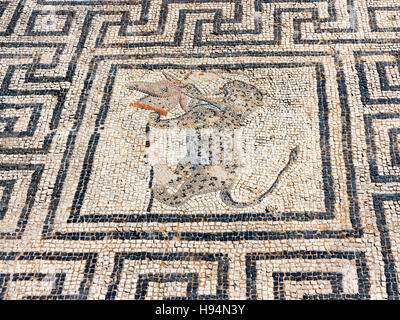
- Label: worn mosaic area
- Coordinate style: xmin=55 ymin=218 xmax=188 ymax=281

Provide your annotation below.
xmin=0 ymin=0 xmax=399 ymax=300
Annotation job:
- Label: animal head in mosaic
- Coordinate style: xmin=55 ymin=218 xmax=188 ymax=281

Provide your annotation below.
xmin=219 ymin=80 xmax=264 ymax=116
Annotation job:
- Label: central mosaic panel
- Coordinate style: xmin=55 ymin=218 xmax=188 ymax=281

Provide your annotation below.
xmin=43 ymin=54 xmax=359 ymax=241
xmin=3 ymin=0 xmax=400 ymax=301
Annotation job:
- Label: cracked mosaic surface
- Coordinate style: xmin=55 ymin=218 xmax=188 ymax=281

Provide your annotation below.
xmin=0 ymin=0 xmax=399 ymax=300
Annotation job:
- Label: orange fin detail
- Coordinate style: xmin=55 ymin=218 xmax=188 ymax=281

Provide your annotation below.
xmin=130 ymin=102 xmax=168 ymax=116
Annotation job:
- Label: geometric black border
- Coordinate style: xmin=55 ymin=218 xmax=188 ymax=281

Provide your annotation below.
xmin=0 ymin=164 xmax=44 ymax=240
xmin=134 ymin=273 xmax=199 ymax=300
xmin=0 ymin=103 xmax=43 ymax=139
xmin=0 ymin=252 xmax=98 ymax=300
xmin=368 ymin=7 xmax=400 ymax=33
xmin=355 ymin=51 xmax=400 ymax=105
xmin=105 ymin=252 xmax=229 ymax=300
xmin=25 ymin=10 xmax=75 ymax=37
xmin=246 ymin=251 xmax=371 ymax=300
xmin=27 ymin=1 xmax=400 ymax=46
xmin=364 ymin=113 xmax=400 ymax=183
xmin=372 ymin=193 xmax=400 ymax=300
xmin=0 ymin=179 xmax=16 ymax=220
xmin=389 ymin=128 xmax=400 ymax=166
xmin=272 ymin=271 xmax=344 ymax=300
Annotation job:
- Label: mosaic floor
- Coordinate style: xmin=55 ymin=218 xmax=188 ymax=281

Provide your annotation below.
xmin=0 ymin=0 xmax=399 ymax=300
